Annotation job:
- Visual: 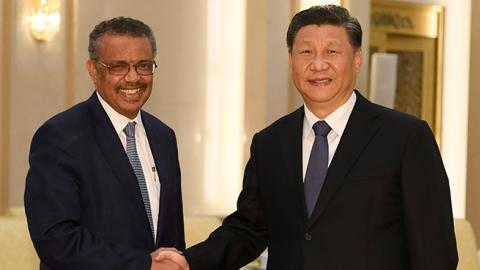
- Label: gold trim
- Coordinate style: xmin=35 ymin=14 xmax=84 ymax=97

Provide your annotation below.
xmin=0 ymin=0 xmax=12 ymax=215
xmin=371 ymin=0 xmax=442 ymax=38
xmin=434 ymin=6 xmax=444 ymax=148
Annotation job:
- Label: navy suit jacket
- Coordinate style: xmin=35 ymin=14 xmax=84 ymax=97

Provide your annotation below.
xmin=185 ymin=91 xmax=457 ymax=270
xmin=25 ymin=92 xmax=185 ymax=270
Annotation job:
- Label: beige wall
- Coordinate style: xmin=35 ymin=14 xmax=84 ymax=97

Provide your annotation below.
xmin=1 ymin=0 xmax=477 ymax=228
xmin=74 ymin=1 xmax=220 ymax=215
xmin=73 ymin=0 xmax=292 ymax=215
xmin=343 ymin=0 xmax=371 ymax=97
xmin=8 ymin=0 xmax=68 ymax=207
xmin=2 ymin=0 xmax=212 ymax=210
xmin=245 ymin=0 xmax=268 ymax=163
xmin=265 ymin=0 xmax=291 ymax=123
xmin=0 ymin=0 xmax=8 ymax=215
xmin=466 ymin=0 xmax=480 ymax=247
xmin=3 ymin=0 xmax=252 ymax=215
xmin=0 ymin=0 xmax=381 ymax=212
xmin=1 ymin=0 xmax=293 ymax=214
xmin=244 ymin=0 xmax=292 ymax=180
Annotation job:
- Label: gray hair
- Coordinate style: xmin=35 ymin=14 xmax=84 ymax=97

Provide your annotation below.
xmin=88 ymin=16 xmax=157 ymax=60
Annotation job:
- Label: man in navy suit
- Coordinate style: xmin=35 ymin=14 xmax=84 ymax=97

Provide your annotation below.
xmin=157 ymin=5 xmax=457 ymax=270
xmin=25 ymin=17 xmax=185 ymax=270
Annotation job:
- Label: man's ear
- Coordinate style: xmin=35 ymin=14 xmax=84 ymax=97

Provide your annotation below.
xmin=86 ymin=59 xmax=98 ymax=83
xmin=288 ymin=51 xmax=293 ymax=71
xmin=354 ymin=48 xmax=362 ymax=73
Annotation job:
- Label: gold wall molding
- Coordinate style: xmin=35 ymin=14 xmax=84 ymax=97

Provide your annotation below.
xmin=371 ymin=10 xmax=414 ymax=31
xmin=371 ymin=0 xmax=442 ymax=38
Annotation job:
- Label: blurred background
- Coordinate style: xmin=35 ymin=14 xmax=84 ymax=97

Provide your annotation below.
xmin=0 ymin=0 xmax=479 ymax=269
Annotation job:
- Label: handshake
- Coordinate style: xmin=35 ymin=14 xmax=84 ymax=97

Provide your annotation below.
xmin=151 ymin=248 xmax=190 ymax=270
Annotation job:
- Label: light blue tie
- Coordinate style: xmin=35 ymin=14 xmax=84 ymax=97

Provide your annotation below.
xmin=304 ymin=120 xmax=331 ymax=218
xmin=124 ymin=122 xmax=155 ymax=238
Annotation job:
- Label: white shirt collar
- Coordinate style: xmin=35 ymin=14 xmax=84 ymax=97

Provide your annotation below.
xmin=303 ymin=91 xmax=357 ymax=138
xmin=96 ymin=91 xmax=143 ymax=135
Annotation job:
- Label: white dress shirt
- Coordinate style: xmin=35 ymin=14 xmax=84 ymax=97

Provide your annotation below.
xmin=302 ymin=92 xmax=357 ymax=181
xmin=97 ymin=92 xmax=160 ymax=239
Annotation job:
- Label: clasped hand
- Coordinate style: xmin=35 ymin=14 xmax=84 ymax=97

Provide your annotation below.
xmin=150 ymin=248 xmax=190 ymax=270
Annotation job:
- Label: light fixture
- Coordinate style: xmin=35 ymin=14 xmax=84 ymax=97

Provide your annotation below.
xmin=29 ymin=0 xmax=61 ymax=41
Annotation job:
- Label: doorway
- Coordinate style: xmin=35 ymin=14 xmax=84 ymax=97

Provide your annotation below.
xmin=369 ymin=0 xmax=444 ymax=143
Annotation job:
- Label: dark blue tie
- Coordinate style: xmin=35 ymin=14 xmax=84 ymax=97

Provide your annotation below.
xmin=124 ymin=122 xmax=155 ymax=238
xmin=304 ymin=120 xmax=331 ymax=218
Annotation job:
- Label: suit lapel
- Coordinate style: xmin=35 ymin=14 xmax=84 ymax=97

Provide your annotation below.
xmin=88 ymin=93 xmax=154 ymax=244
xmin=279 ymin=107 xmax=310 ymax=223
xmin=142 ymin=114 xmax=172 ymax=187
xmin=307 ymin=92 xmax=381 ymax=227
xmin=142 ymin=113 xmax=174 ymax=246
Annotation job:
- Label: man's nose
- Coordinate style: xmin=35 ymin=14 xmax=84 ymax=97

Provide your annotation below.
xmin=124 ymin=65 xmax=141 ymax=82
xmin=309 ymin=55 xmax=329 ymax=71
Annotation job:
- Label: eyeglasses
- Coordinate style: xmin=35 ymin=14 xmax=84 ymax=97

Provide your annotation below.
xmin=96 ymin=60 xmax=157 ymax=76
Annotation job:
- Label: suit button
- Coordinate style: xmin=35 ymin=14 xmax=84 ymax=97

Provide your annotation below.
xmin=304 ymin=232 xmax=312 ymax=241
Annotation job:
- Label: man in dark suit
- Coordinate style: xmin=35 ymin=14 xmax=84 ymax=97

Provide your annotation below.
xmin=156 ymin=5 xmax=457 ymax=270
xmin=24 ymin=17 xmax=185 ymax=270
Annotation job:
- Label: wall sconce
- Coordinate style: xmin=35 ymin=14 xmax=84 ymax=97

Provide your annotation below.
xmin=29 ymin=0 xmax=61 ymax=41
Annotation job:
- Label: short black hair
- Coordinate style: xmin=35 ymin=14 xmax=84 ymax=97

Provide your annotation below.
xmin=88 ymin=17 xmax=156 ymax=60
xmin=286 ymin=5 xmax=362 ymax=52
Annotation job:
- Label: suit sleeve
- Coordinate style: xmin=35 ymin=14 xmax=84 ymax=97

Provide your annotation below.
xmin=184 ymin=134 xmax=268 ymax=270
xmin=401 ymin=120 xmax=458 ymax=269
xmin=24 ymin=122 xmax=151 ymax=270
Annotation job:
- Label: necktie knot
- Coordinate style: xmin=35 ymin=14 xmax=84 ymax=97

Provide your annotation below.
xmin=124 ymin=122 xmax=136 ymax=137
xmin=313 ymin=121 xmax=331 ymax=137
